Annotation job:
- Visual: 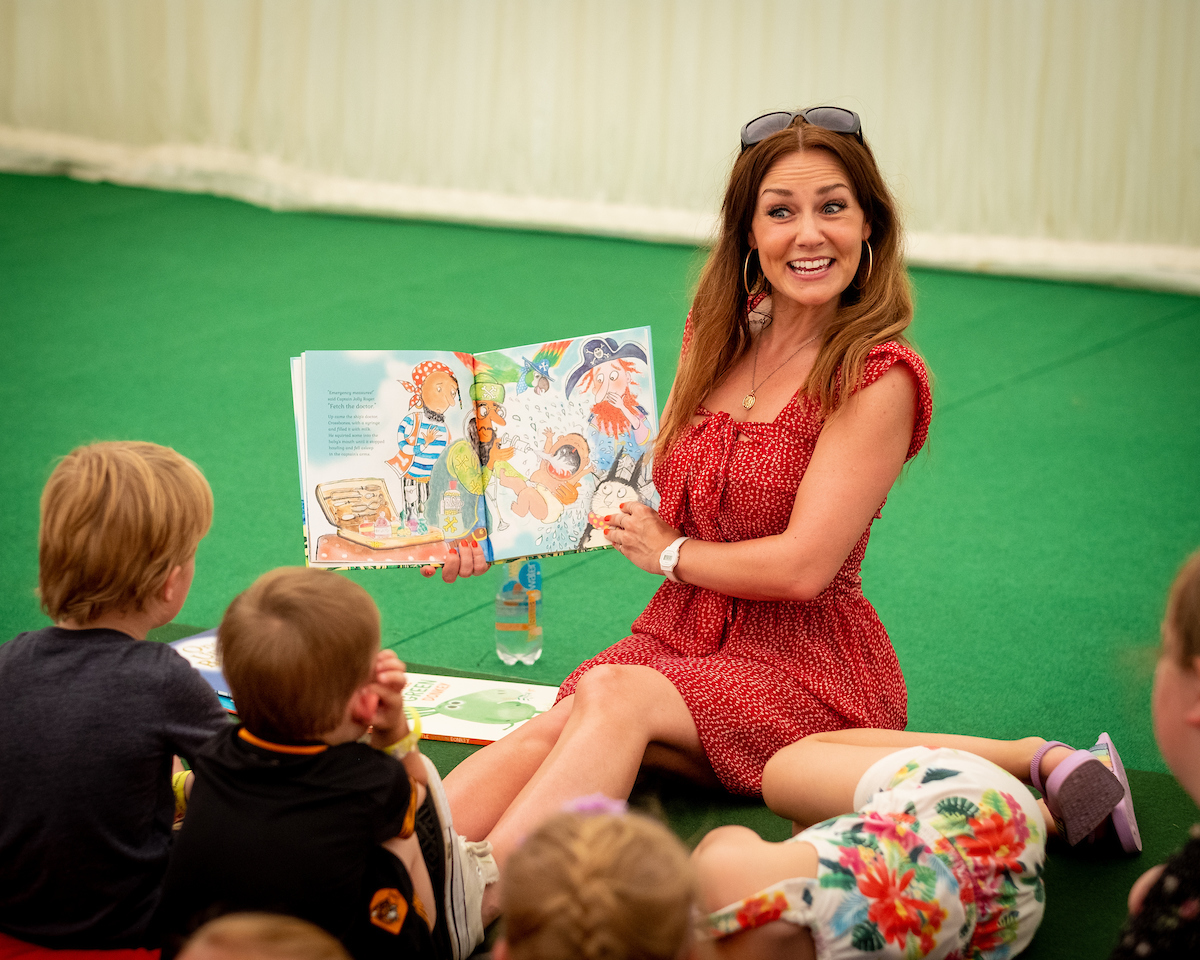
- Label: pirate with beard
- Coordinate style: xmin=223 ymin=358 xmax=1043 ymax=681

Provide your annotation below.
xmin=564 ymin=338 xmax=652 ymax=475
xmin=386 ymin=360 xmax=460 ymax=524
xmin=466 ymin=375 xmax=516 ymax=531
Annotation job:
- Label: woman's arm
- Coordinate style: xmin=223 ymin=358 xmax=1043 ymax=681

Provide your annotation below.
xmin=611 ymin=363 xmax=917 ymax=602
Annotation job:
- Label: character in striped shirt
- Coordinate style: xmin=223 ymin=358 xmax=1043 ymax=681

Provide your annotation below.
xmin=386 ymin=361 xmax=461 ymax=524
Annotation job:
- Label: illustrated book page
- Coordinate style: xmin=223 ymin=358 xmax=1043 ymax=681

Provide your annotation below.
xmin=291 ymin=326 xmax=659 ymax=569
xmin=293 ymin=350 xmax=489 ymax=569
xmin=468 ymin=325 xmax=660 ymax=560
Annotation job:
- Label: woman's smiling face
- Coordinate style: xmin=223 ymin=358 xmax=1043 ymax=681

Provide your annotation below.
xmin=749 ymin=148 xmax=870 ymax=316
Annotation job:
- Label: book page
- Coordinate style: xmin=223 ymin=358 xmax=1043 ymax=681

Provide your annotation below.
xmin=297 ymin=350 xmax=490 ymax=569
xmin=471 ymin=326 xmax=660 ymax=561
xmin=404 ymin=673 xmax=560 ymax=745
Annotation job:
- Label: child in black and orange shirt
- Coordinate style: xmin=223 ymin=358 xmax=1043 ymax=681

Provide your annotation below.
xmin=156 ymin=568 xmax=496 ymax=960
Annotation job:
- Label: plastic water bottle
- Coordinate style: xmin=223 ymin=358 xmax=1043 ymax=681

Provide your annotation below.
xmin=495 ymin=560 xmax=543 ymax=665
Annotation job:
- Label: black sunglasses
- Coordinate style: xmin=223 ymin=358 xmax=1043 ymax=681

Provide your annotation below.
xmin=739 ymin=106 xmax=864 ymax=153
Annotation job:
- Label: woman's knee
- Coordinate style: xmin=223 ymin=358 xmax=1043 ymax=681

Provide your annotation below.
xmin=571 ymin=664 xmax=660 ymax=711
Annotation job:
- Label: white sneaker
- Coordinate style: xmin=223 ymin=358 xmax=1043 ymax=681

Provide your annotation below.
xmin=419 ymin=754 xmax=498 ymax=960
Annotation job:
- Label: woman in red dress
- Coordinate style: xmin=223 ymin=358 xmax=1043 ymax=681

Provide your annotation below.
xmin=441 ymin=107 xmax=931 ymax=907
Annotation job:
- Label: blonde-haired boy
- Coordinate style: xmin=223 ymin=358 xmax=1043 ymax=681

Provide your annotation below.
xmin=178 ymin=913 xmax=352 ymax=960
xmin=0 ymin=442 xmax=228 ymax=950
xmin=156 ymin=568 xmax=496 ymax=960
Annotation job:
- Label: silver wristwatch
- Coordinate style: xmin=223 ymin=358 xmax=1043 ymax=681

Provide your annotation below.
xmin=659 ymin=536 xmax=689 ymax=582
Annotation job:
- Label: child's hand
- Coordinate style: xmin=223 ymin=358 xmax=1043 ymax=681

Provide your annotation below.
xmin=1128 ymin=863 xmax=1166 ymax=915
xmin=368 ymin=650 xmax=409 ymax=750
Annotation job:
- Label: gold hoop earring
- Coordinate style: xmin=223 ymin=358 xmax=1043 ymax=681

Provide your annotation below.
xmin=743 ymin=250 xmax=770 ymax=298
xmin=862 ymin=241 xmax=873 ymax=286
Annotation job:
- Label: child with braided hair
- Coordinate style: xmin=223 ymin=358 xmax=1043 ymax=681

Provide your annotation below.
xmin=496 ymin=803 xmax=697 ymax=960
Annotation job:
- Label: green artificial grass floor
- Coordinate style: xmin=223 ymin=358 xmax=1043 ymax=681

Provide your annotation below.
xmin=3 ymin=172 xmax=1200 ymax=957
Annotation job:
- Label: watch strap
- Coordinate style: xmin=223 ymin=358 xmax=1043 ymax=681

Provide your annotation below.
xmin=661 ymin=536 xmax=689 ymax=582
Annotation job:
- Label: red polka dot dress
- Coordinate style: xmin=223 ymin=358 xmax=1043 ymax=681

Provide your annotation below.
xmin=557 ymin=340 xmax=933 ymax=796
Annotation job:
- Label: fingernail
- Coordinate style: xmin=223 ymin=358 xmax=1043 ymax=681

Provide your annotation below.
xmin=603 ymin=515 xmax=612 ymax=522
xmin=421 ymin=566 xmax=435 ymax=578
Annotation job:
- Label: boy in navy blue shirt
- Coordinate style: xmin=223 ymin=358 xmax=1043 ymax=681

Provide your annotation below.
xmin=0 ymin=442 xmax=229 ymax=950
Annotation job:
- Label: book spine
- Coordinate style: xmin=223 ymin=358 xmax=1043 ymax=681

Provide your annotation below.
xmin=419 ymin=732 xmax=495 ymax=747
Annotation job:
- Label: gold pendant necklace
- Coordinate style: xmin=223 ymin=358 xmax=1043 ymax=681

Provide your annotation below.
xmin=743 ymin=329 xmax=821 ymax=410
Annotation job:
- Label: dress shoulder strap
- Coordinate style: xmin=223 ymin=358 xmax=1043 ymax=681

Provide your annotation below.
xmin=858 ymin=342 xmax=933 ymax=461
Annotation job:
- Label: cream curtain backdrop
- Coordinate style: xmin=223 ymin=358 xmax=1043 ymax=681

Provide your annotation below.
xmin=1 ymin=0 xmax=1197 ymax=290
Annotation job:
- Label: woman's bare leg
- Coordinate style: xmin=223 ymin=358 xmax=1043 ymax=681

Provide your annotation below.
xmin=762 ymin=729 xmax=1076 ymax=829
xmin=442 ymin=697 xmax=574 ymax=841
xmin=692 ymin=826 xmax=817 ymax=960
xmin=483 ymin=665 xmax=711 ymax=867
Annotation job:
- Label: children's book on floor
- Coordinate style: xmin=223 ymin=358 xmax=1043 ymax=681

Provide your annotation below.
xmin=170 ymin=631 xmax=560 ymax=745
xmin=290 ymin=326 xmax=659 ymax=569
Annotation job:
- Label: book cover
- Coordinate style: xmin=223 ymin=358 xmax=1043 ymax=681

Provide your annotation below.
xmin=169 ymin=632 xmax=559 ymax=746
xmin=291 ymin=326 xmax=659 ymax=570
xmin=170 ymin=629 xmax=236 ymax=714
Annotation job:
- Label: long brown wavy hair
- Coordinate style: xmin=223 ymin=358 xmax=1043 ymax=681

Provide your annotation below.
xmin=656 ymin=118 xmax=914 ymax=459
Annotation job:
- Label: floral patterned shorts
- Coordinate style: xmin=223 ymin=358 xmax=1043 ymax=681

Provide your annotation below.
xmin=702 ymin=747 xmax=1047 ymax=960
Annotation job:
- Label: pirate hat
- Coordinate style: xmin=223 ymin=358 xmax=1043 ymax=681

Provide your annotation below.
xmin=564 ymin=338 xmax=647 ymax=398
xmin=469 ymin=375 xmax=506 ymax=403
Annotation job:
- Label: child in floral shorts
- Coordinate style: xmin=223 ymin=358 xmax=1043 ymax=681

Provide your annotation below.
xmin=694 ymin=728 xmax=1138 ymax=960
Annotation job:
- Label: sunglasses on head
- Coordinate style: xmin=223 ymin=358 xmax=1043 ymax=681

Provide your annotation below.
xmin=739 ymin=106 xmax=863 ymax=153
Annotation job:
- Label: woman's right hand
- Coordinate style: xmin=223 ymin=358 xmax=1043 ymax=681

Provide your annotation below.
xmin=426 ymin=538 xmax=490 ymax=583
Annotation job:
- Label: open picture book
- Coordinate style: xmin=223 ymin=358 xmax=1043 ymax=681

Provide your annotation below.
xmin=291 ymin=326 xmax=659 ymax=569
xmin=170 ymin=631 xmax=561 ymax=746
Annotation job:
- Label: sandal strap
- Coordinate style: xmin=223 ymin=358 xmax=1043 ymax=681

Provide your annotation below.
xmin=1030 ymin=740 xmax=1072 ymax=794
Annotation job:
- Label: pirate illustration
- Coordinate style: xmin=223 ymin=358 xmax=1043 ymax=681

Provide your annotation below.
xmin=565 ymin=337 xmax=651 ymax=474
xmin=386 ymin=360 xmax=461 ymax=524
xmin=465 ymin=375 xmax=516 ymax=531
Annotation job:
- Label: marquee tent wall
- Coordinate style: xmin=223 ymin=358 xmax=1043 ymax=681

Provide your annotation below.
xmin=1 ymin=0 xmax=1197 ymax=291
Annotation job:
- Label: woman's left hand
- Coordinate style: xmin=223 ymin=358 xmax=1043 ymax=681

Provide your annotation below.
xmin=606 ymin=502 xmax=679 ymax=575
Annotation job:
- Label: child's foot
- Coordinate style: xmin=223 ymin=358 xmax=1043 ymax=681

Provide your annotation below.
xmin=1031 ymin=740 xmax=1125 ymax=846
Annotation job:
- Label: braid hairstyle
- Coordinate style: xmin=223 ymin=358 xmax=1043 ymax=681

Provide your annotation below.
xmin=501 ymin=812 xmax=696 ymax=960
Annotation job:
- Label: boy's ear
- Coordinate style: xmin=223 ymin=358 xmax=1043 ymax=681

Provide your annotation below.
xmin=1185 ymin=656 xmax=1200 ymax=728
xmin=161 ymin=565 xmax=186 ymax=605
xmin=348 ymin=685 xmax=379 ymax=726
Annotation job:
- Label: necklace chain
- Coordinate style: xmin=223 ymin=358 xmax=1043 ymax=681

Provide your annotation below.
xmin=743 ymin=329 xmax=821 ymax=410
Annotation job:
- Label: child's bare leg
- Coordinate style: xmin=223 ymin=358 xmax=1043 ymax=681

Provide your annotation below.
xmin=382 ymin=832 xmax=438 ymax=931
xmin=762 ymin=729 xmax=1075 ymax=828
xmin=692 ymin=826 xmax=817 ymax=960
xmin=443 ymin=698 xmax=573 ymax=840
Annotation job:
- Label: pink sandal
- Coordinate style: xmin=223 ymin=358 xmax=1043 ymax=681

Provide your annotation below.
xmin=1088 ymin=733 xmax=1142 ymax=853
xmin=1030 ymin=739 xmax=1125 ymax=846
